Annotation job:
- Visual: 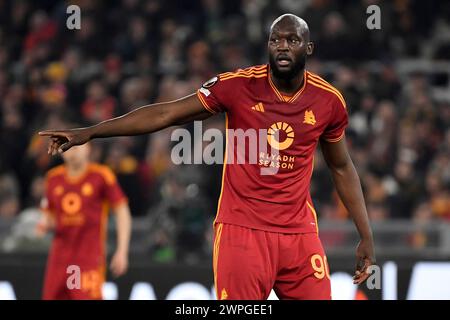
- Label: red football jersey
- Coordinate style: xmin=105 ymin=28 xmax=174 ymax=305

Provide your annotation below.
xmin=42 ymin=163 xmax=127 ymax=265
xmin=197 ymin=64 xmax=348 ymax=233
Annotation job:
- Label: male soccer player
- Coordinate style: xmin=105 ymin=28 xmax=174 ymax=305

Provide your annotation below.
xmin=40 ymin=14 xmax=375 ymax=299
xmin=38 ymin=142 xmax=132 ymax=299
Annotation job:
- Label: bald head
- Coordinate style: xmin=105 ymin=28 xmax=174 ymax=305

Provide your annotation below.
xmin=270 ymin=14 xmax=310 ymax=42
xmin=268 ymin=14 xmax=313 ymax=81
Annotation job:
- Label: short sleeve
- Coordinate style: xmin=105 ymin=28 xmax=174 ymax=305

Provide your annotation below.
xmin=196 ymin=76 xmax=228 ymax=114
xmin=321 ymin=95 xmax=348 ymax=143
xmin=100 ymin=167 xmax=128 ymax=209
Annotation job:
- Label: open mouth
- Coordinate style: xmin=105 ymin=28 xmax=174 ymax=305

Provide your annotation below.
xmin=276 ymin=55 xmax=292 ymax=67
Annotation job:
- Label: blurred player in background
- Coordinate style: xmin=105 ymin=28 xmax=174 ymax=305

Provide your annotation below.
xmin=40 ymin=14 xmax=375 ymax=300
xmin=37 ymin=142 xmax=132 ymax=300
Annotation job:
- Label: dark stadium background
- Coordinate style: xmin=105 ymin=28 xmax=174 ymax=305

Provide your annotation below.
xmin=0 ymin=0 xmax=449 ymax=300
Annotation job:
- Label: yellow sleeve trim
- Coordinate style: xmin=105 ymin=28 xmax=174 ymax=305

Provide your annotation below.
xmin=323 ymin=131 xmax=345 ymax=143
xmin=196 ymin=90 xmax=217 ymax=114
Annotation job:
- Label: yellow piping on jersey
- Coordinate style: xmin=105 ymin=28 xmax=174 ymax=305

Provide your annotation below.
xmin=307 ymin=79 xmax=347 ymax=110
xmin=213 ymin=114 xmax=228 ymax=226
xmin=306 ymin=73 xmax=346 ymax=109
xmin=220 ymin=69 xmax=267 ymax=81
xmin=219 ymin=65 xmax=267 ymax=78
xmin=306 ymin=71 xmax=346 ymax=103
xmin=306 ymin=200 xmax=319 ymax=234
xmin=213 ymin=223 xmax=223 ymax=299
xmin=219 ymin=66 xmax=268 ymax=81
xmin=268 ymin=70 xmax=307 ymax=103
xmin=220 ymin=66 xmax=267 ymax=78
xmin=220 ymin=73 xmax=267 ymax=81
xmin=196 ymin=90 xmax=216 ymax=114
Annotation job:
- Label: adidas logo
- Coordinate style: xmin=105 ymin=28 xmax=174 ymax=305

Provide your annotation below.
xmin=251 ymin=102 xmax=265 ymax=112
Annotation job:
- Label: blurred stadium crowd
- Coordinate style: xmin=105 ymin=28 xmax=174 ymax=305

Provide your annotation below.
xmin=0 ymin=0 xmax=449 ymax=261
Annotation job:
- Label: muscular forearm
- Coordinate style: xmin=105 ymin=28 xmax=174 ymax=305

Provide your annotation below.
xmin=330 ymin=161 xmax=373 ymax=240
xmin=90 ymin=102 xmax=172 ymax=139
xmin=88 ymin=93 xmax=208 ymax=139
xmin=321 ymin=129 xmax=375 ymax=278
xmin=40 ymin=93 xmax=210 ymax=154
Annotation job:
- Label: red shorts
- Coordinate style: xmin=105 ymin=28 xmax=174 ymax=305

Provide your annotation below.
xmin=42 ymin=261 xmax=105 ymax=300
xmin=213 ymin=223 xmax=331 ymax=300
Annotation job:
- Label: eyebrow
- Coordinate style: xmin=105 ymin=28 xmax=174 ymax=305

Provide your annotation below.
xmin=270 ymin=30 xmax=303 ymax=38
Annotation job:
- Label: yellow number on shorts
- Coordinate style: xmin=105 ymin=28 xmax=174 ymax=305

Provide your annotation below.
xmin=324 ymin=255 xmax=331 ymax=279
xmin=311 ymin=254 xmax=330 ymax=280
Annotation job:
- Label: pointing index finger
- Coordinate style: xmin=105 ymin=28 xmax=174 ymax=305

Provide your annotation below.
xmin=39 ymin=130 xmax=62 ymax=136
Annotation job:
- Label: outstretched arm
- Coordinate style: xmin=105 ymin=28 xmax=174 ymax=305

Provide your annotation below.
xmin=39 ymin=93 xmax=212 ymax=154
xmin=320 ymin=137 xmax=375 ymax=285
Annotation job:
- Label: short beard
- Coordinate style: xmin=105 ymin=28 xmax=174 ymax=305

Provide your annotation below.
xmin=269 ymin=53 xmax=306 ymax=80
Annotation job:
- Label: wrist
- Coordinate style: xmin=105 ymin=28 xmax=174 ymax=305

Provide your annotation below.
xmin=360 ymin=232 xmax=374 ymax=242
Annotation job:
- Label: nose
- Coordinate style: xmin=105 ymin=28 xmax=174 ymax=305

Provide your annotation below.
xmin=277 ymin=39 xmax=289 ymax=51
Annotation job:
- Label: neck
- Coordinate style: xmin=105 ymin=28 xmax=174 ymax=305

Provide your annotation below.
xmin=270 ymin=69 xmax=305 ymax=95
xmin=66 ymin=161 xmax=89 ymax=178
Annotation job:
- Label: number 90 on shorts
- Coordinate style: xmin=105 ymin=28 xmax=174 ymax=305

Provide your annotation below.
xmin=310 ymin=254 xmax=331 ymax=280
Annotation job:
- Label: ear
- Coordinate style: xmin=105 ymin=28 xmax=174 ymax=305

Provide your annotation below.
xmin=306 ymin=42 xmax=314 ymax=55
